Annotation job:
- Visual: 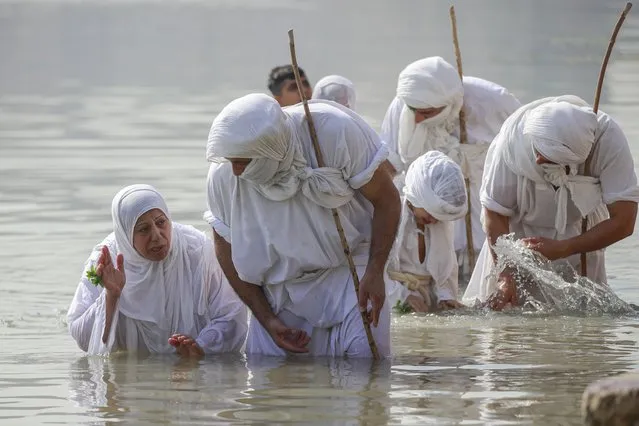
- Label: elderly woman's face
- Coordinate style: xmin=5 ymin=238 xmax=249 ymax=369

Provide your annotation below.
xmin=132 ymin=208 xmax=171 ymax=261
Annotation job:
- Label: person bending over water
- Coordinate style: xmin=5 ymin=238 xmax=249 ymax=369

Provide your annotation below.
xmin=387 ymin=151 xmax=468 ymax=313
xmin=67 ymin=184 xmax=248 ymax=356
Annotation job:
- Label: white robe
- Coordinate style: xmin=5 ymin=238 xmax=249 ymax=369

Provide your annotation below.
xmin=67 ymin=224 xmax=248 ymax=355
xmin=464 ymin=111 xmax=639 ymax=303
xmin=206 ymin=102 xmax=391 ymax=358
xmin=386 ymin=206 xmax=459 ymax=308
xmin=380 ymin=76 xmax=521 ymax=256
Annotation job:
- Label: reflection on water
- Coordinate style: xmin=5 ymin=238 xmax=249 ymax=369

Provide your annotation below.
xmin=2 ymin=0 xmax=639 ymax=424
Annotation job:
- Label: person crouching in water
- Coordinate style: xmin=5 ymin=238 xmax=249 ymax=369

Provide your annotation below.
xmin=67 ymin=184 xmax=248 ymax=356
xmin=387 ymin=151 xmax=468 ymax=313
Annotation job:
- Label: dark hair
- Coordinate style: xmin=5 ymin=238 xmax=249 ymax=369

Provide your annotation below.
xmin=268 ymin=65 xmax=307 ymax=95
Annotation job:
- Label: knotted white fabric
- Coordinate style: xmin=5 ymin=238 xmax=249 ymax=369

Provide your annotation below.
xmin=390 ymin=151 xmax=467 ymax=294
xmin=207 ymin=93 xmax=355 ymax=209
xmin=89 ymin=184 xmax=207 ymax=354
xmin=312 ymin=75 xmax=357 ymax=110
xmin=497 ymin=95 xmax=602 ymax=234
xmin=395 ymin=57 xmax=463 ymax=167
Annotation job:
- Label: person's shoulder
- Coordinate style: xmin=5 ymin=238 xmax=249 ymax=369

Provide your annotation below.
xmin=85 ymin=233 xmax=116 ymax=265
xmin=463 ymin=76 xmax=519 ymax=105
xmin=207 ymin=162 xmax=235 ymax=189
xmin=594 ymin=111 xmax=629 ymax=156
xmin=172 ymin=222 xmax=211 ymax=253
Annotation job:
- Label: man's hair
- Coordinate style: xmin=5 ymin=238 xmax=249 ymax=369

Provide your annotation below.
xmin=268 ymin=65 xmax=307 ymax=95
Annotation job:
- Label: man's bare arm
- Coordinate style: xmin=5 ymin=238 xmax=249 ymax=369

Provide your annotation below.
xmin=359 ymin=165 xmax=401 ymax=275
xmin=563 ymin=201 xmax=637 ymax=256
xmin=213 ymin=230 xmax=277 ymax=329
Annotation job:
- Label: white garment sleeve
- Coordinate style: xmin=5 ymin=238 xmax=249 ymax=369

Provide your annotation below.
xmin=592 ymin=114 xmax=639 ymax=205
xmin=205 ymin=162 xmax=234 ymax=242
xmin=480 ymin=143 xmax=519 ymax=217
xmin=194 ymin=259 xmax=248 ymax=353
xmin=380 ymin=96 xmax=404 ymax=173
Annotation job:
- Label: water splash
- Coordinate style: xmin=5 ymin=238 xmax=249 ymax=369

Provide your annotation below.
xmin=491 ymin=234 xmax=635 ymax=316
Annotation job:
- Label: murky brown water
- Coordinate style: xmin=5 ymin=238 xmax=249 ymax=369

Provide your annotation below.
xmin=2 ymin=0 xmax=639 ymax=424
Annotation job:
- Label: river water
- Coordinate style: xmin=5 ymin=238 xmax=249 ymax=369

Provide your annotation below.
xmin=2 ymin=0 xmax=639 ymax=424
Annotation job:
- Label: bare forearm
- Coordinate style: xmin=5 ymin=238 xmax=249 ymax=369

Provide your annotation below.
xmin=484 ymin=208 xmax=510 ymax=263
xmin=366 ymin=189 xmax=401 ymax=274
xmin=213 ymin=231 xmax=277 ymax=329
xmin=564 ymin=217 xmax=635 ymax=257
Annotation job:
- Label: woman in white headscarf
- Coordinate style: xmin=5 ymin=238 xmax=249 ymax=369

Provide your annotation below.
xmin=464 ymin=96 xmax=639 ymax=309
xmin=380 ymin=56 xmax=521 ymax=282
xmin=312 ymin=75 xmax=357 ymax=110
xmin=67 ymin=184 xmax=248 ymax=356
xmin=386 ymin=151 xmax=468 ymax=313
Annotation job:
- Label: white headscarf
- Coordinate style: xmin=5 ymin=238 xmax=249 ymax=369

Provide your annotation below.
xmin=312 ymin=75 xmax=357 ymax=110
xmin=206 ymin=93 xmax=355 ymax=208
xmin=396 ymin=151 xmax=468 ymax=285
xmin=496 ymin=95 xmax=602 ymax=234
xmin=111 ymin=184 xmax=207 ymax=351
xmin=396 ymin=57 xmax=464 ymax=166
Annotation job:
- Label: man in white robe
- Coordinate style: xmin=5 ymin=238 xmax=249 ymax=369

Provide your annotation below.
xmin=463 ymin=96 xmax=639 ymax=309
xmin=380 ymin=56 xmax=521 ymax=278
xmin=204 ymin=93 xmax=401 ymax=357
xmin=386 ymin=151 xmax=468 ymax=313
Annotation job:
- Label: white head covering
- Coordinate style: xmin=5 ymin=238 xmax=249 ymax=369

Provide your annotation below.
xmin=206 ymin=93 xmax=354 ymax=208
xmin=395 ymin=57 xmax=464 ymax=167
xmin=111 ymin=184 xmax=206 ymax=351
xmin=404 ymin=151 xmax=468 ymax=222
xmin=312 ymin=75 xmax=357 ymax=110
xmin=393 ymin=151 xmax=468 ymax=286
xmin=495 ymin=95 xmax=602 ymax=234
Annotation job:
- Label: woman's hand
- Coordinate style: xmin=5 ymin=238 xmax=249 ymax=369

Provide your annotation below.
xmin=96 ymin=246 xmax=125 ymax=299
xmin=169 ymin=334 xmax=205 ymax=358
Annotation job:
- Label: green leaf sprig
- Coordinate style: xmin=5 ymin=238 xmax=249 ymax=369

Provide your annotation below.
xmin=393 ymin=300 xmax=413 ymax=315
xmin=86 ymin=265 xmax=103 ymax=287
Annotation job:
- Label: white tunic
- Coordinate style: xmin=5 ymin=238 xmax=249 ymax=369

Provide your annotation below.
xmin=464 ymin=110 xmax=639 ymax=303
xmin=67 ymin=224 xmax=249 ymax=355
xmin=380 ymin=76 xmax=521 ymax=254
xmin=206 ymin=102 xmax=390 ymax=356
xmin=386 ymin=207 xmax=459 ymax=308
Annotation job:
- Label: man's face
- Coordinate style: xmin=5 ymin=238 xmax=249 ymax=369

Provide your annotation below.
xmin=409 ymin=105 xmax=447 ymax=124
xmin=275 ymin=77 xmax=312 ymax=107
xmin=227 ymin=158 xmax=252 ymax=176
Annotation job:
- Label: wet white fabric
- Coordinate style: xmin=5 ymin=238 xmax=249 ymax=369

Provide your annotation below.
xmin=67 ymin=185 xmax=248 ymax=355
xmin=387 ymin=151 xmax=467 ymax=303
xmin=205 ymin=99 xmax=389 ymax=356
xmin=207 ymin=94 xmax=385 ymax=209
xmin=381 ymin=74 xmax=520 ymax=255
xmin=464 ymin=99 xmax=639 ymax=303
xmin=312 ymin=75 xmax=357 ymax=110
xmin=244 ymin=274 xmax=392 ymax=358
xmin=495 ymin=96 xmax=602 ymax=235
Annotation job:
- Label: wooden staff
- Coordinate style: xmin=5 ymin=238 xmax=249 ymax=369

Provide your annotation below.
xmin=580 ymin=2 xmax=633 ymax=277
xmin=449 ymin=5 xmax=476 ymax=270
xmin=287 ymin=29 xmax=380 ymax=360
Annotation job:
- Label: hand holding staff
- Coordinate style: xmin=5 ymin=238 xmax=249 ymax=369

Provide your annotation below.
xmin=287 ymin=29 xmax=380 ymax=360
